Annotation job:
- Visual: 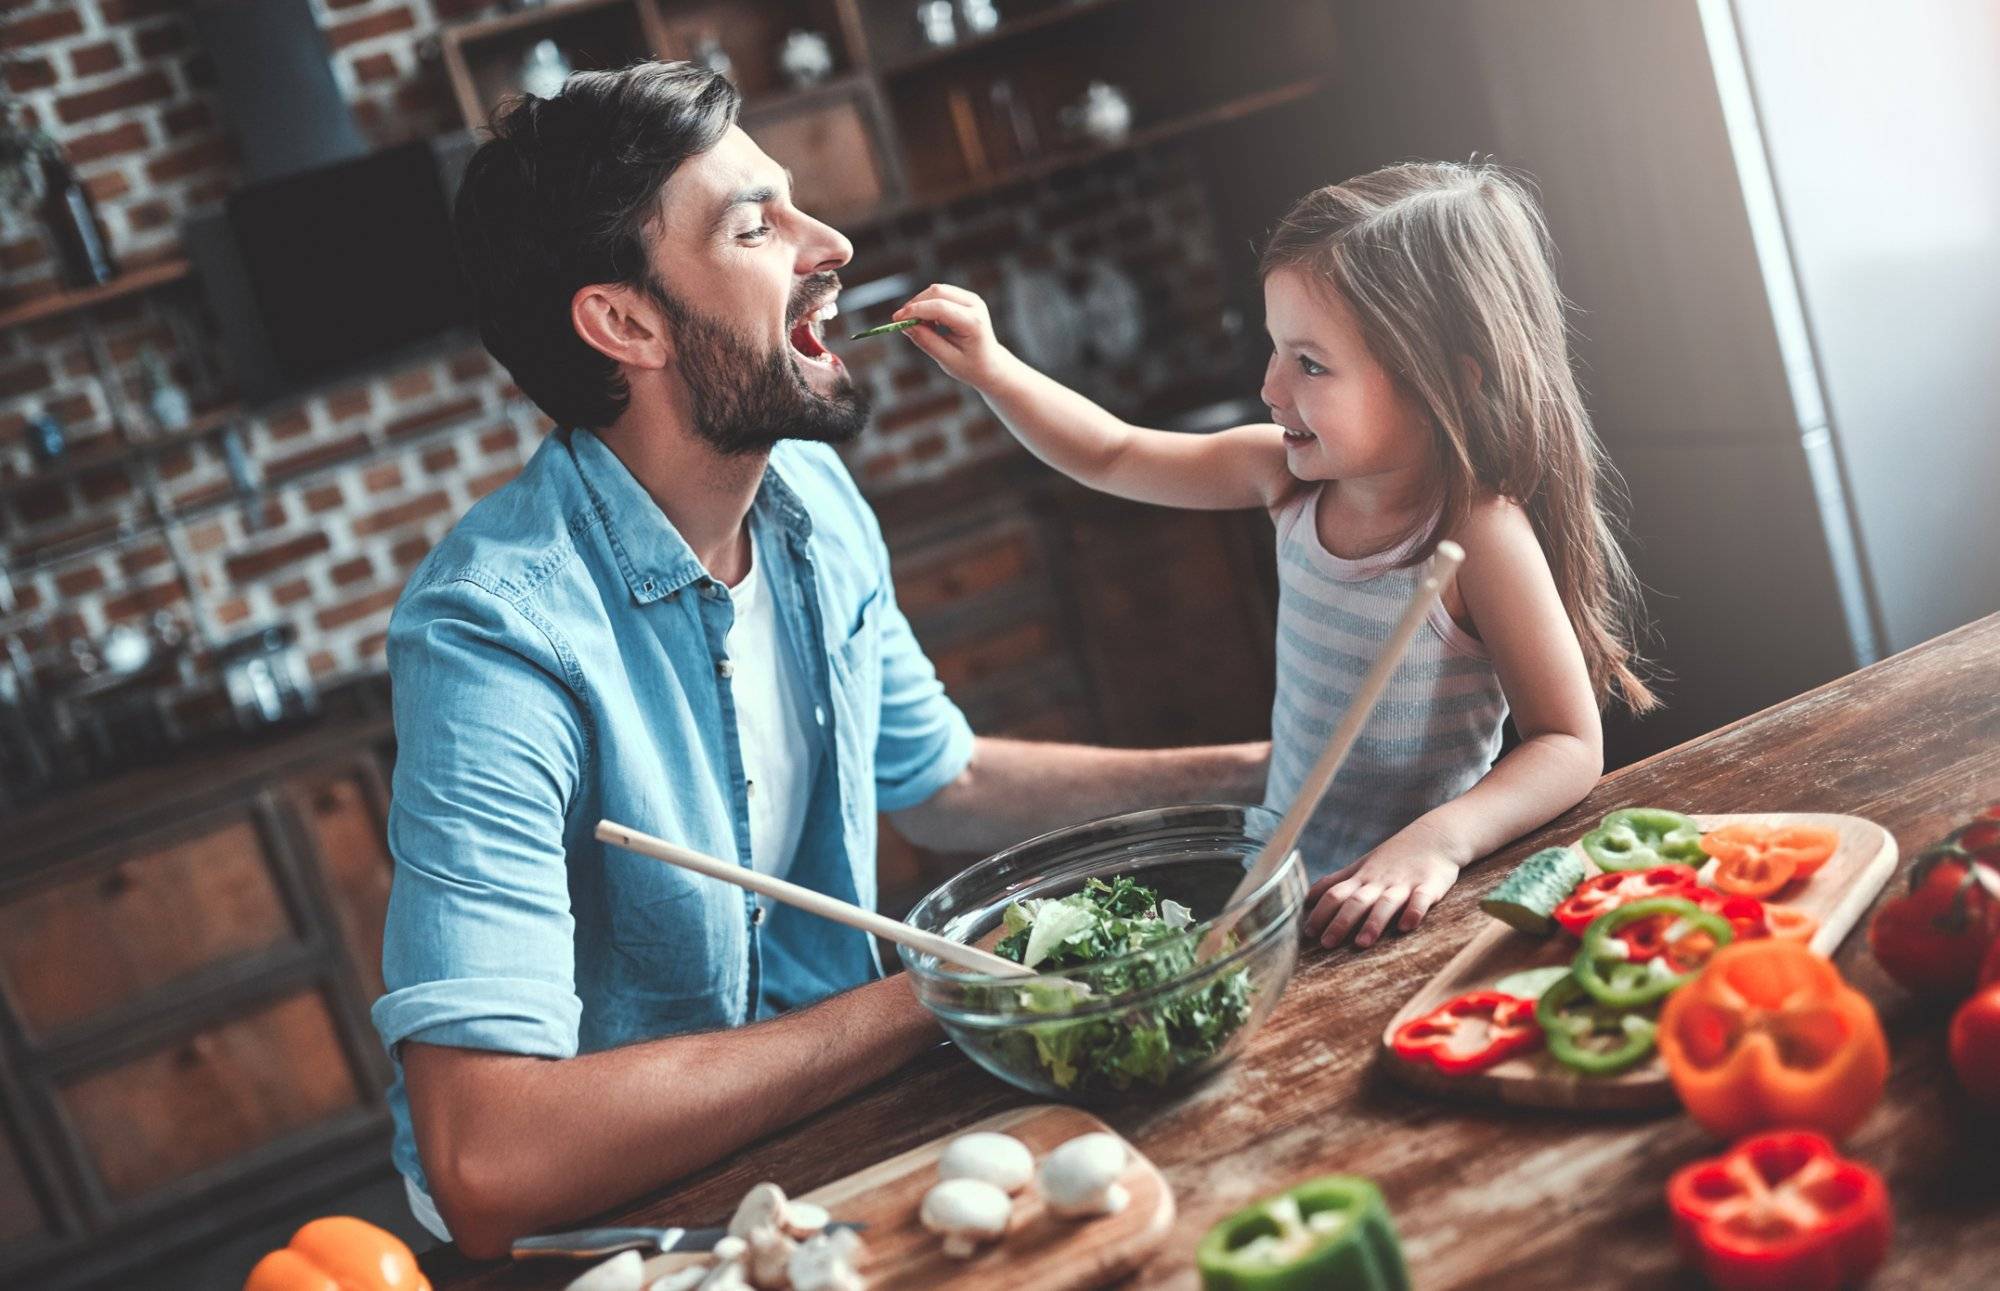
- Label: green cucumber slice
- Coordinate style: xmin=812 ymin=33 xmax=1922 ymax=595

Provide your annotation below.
xmin=1478 ymin=846 xmax=1588 ymax=935
xmin=1492 ymin=965 xmax=1572 ymax=1000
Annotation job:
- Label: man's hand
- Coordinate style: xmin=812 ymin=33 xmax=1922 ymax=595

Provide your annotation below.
xmin=1303 ymin=818 xmax=1466 ymax=949
xmin=892 ymin=283 xmax=1018 ymax=390
xmin=404 ymin=976 xmax=938 ymax=1259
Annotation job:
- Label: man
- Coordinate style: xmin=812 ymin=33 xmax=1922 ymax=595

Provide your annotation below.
xmin=376 ymin=61 xmax=1267 ymax=1259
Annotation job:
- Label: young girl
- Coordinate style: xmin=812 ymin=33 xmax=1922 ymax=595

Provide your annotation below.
xmin=887 ymin=161 xmax=1655 ymax=951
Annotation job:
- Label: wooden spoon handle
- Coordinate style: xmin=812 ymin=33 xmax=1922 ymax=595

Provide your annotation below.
xmin=595 ymin=820 xmax=1031 ymax=977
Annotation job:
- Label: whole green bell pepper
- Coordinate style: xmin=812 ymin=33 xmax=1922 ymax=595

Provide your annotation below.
xmin=1581 ymin=807 xmax=1705 ymax=872
xmin=1198 ymin=1175 xmax=1410 ymax=1291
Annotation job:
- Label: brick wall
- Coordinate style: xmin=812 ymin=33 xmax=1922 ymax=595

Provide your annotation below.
xmin=0 ymin=0 xmax=1244 ymax=745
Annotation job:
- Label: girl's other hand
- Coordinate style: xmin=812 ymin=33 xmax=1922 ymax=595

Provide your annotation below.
xmin=1303 ymin=823 xmax=1463 ymax=949
xmin=892 ymin=283 xmax=1014 ymax=389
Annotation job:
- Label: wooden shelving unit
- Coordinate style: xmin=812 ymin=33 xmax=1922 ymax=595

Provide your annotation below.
xmin=876 ymin=0 xmax=1139 ymax=78
xmin=0 ymin=403 xmax=241 ymax=505
xmin=438 ymin=0 xmax=1338 ymax=229
xmin=878 ymin=77 xmax=1327 ymax=221
xmin=0 ymin=259 xmax=191 ymax=333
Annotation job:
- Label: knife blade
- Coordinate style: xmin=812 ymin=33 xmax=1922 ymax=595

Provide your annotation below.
xmin=511 ymin=1222 xmax=863 ymax=1260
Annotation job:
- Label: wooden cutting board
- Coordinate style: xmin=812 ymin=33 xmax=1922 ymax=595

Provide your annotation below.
xmin=640 ymin=1105 xmax=1174 ymax=1290
xmin=1379 ymin=812 xmax=1896 ymax=1111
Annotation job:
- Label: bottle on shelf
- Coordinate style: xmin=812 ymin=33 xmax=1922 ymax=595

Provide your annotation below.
xmin=34 ymin=141 xmax=119 ymax=289
xmin=21 ymin=398 xmax=66 ymax=466
xmin=140 ymin=346 xmax=193 ymax=433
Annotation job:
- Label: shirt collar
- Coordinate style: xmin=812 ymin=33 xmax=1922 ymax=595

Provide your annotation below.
xmin=566 ymin=428 xmax=816 ymax=605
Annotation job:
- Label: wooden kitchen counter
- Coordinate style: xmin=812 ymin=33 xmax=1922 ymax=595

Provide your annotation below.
xmin=424 ymin=613 xmax=2000 ymax=1290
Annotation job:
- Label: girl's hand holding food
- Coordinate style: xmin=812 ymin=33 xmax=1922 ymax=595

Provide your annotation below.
xmin=892 ymin=283 xmax=1016 ymax=389
xmin=1304 ymin=820 xmax=1464 ymax=949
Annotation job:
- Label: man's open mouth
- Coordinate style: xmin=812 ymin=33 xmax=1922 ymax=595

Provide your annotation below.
xmin=789 ymin=297 xmax=841 ymax=370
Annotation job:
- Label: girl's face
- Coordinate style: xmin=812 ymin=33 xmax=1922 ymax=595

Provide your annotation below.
xmin=1259 ymin=267 xmax=1434 ymax=484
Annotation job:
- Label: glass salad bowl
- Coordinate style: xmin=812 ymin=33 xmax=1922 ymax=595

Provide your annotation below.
xmin=899 ymin=804 xmax=1307 ymax=1102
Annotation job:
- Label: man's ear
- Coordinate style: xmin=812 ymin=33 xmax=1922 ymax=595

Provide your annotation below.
xmin=572 ymin=282 xmax=672 ymax=371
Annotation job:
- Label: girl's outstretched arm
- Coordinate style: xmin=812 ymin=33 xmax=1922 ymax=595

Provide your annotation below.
xmin=1305 ymin=498 xmax=1605 ymax=948
xmin=889 ymin=283 xmax=1295 ymax=511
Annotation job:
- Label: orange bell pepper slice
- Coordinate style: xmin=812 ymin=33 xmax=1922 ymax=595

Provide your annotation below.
xmin=1710 ymin=848 xmax=1796 ymax=898
xmin=244 ymin=1217 xmax=431 ymax=1291
xmin=1762 ymin=903 xmax=1819 ymax=944
xmin=1658 ymin=939 xmax=1887 ymax=1143
xmin=1703 ymin=823 xmax=1840 ymax=881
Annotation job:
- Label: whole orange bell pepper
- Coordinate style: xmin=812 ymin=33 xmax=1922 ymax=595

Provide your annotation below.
xmin=244 ymin=1217 xmax=431 ymax=1291
xmin=1658 ymin=939 xmax=1888 ymax=1142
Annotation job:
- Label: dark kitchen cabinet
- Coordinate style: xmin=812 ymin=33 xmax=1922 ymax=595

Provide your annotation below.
xmin=0 ymin=726 xmax=398 ymax=1290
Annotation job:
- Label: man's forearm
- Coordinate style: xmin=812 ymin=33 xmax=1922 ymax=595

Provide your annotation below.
xmin=892 ymin=736 xmax=1271 ymax=855
xmin=406 ymin=975 xmax=939 ymax=1259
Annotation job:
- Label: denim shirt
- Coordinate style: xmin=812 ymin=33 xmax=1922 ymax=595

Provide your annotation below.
xmin=370 ymin=428 xmax=972 ymax=1209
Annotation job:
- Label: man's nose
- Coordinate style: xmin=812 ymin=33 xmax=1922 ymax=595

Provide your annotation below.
xmin=796 ymin=210 xmax=852 ymax=275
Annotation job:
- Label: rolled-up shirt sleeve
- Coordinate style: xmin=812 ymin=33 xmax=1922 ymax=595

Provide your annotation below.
xmin=370 ymin=580 xmax=585 ymax=1062
xmin=869 ymin=559 xmax=974 ymax=813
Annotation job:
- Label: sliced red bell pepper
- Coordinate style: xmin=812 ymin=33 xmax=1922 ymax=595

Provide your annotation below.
xmin=1667 ymin=1131 xmax=1891 ymax=1291
xmin=1619 ymin=887 xmax=1766 ymax=961
xmin=1390 ymin=991 xmax=1540 ymax=1076
xmin=1553 ymin=865 xmax=1702 ymax=937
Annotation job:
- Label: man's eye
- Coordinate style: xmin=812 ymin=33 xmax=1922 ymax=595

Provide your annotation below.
xmin=736 ymin=225 xmax=771 ymax=242
xmin=1297 ymin=354 xmax=1327 ymax=377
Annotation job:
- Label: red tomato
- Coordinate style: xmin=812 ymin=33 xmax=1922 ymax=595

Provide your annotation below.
xmin=1868 ymin=846 xmax=2000 ymax=996
xmin=1950 ymin=984 xmax=2000 ymax=1111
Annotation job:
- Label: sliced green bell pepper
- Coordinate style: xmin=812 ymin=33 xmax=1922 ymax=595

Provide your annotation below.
xmin=1581 ymin=807 xmax=1705 ymax=872
xmin=1575 ymin=896 xmax=1734 ymax=1008
xmin=1535 ymin=973 xmax=1659 ymax=1075
xmin=1198 ymin=1175 xmax=1410 ymax=1291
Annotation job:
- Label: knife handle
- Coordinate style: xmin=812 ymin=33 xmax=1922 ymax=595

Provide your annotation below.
xmin=511 ymin=1227 xmax=685 ymax=1259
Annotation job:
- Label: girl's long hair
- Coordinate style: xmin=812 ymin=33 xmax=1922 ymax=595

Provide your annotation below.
xmin=1262 ymin=161 xmax=1657 ymax=711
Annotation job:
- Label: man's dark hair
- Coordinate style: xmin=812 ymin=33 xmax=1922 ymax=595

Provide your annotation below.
xmin=453 ymin=62 xmax=741 ymax=429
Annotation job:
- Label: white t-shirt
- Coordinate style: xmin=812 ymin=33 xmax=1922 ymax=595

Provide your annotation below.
xmin=725 ymin=530 xmax=818 ymax=889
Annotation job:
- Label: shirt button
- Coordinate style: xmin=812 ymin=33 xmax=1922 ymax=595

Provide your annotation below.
xmin=752 ymin=904 xmax=767 ymax=925
xmin=746 ymin=778 xmax=756 ymax=798
xmin=813 ymin=705 xmax=825 ymax=726
xmin=717 ymin=658 xmax=735 ymax=679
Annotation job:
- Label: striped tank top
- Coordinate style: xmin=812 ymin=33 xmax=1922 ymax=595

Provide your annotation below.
xmin=1263 ymin=487 xmax=1510 ymax=880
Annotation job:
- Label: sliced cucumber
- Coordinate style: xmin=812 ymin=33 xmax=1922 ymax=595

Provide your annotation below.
xmin=1493 ymin=965 xmax=1572 ymax=1000
xmin=1478 ymin=846 xmax=1588 ymax=935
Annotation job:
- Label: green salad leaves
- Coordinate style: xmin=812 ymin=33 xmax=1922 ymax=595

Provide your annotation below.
xmin=985 ymin=876 xmax=1253 ymax=1093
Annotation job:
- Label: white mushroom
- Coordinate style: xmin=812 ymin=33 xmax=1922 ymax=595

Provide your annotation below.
xmin=919 ymin=1177 xmax=1013 ymax=1257
xmin=565 ymin=1250 xmax=645 ymax=1291
xmin=787 ymin=1228 xmax=866 ymax=1291
xmin=937 ymin=1131 xmax=1034 ymax=1195
xmin=728 ymin=1182 xmax=790 ymax=1239
xmin=1037 ymin=1132 xmax=1130 ymax=1218
xmin=746 ymin=1225 xmax=798 ymax=1290
xmin=780 ymin=1201 xmax=830 ymax=1240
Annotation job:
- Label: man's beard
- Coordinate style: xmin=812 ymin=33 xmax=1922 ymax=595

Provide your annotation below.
xmin=644 ymin=272 xmax=870 ymax=457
